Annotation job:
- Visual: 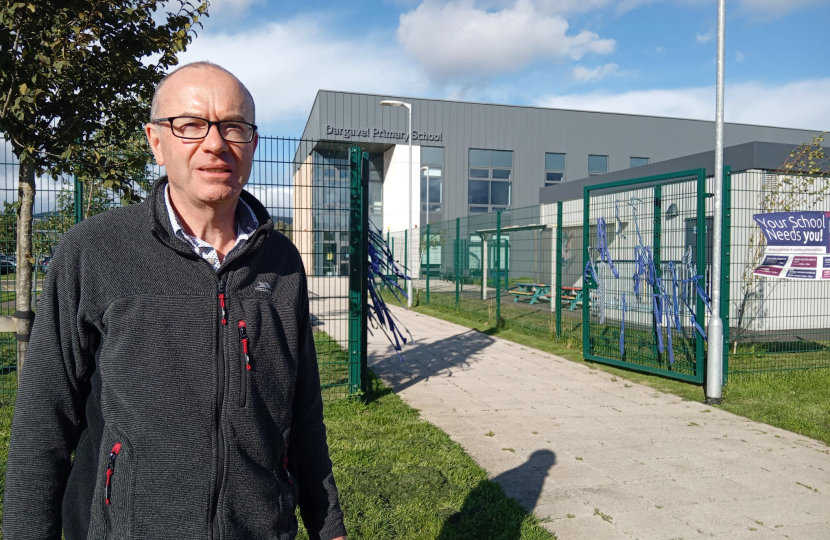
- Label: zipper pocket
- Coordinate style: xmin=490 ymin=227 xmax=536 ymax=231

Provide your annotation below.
xmin=105 ymin=442 xmax=122 ymax=505
xmin=218 ymin=280 xmax=228 ymax=325
xmin=238 ymin=321 xmax=250 ymax=407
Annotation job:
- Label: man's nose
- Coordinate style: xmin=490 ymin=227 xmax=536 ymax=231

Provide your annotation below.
xmin=201 ymin=123 xmax=228 ymax=152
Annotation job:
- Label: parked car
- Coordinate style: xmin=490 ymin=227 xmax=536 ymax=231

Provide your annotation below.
xmin=39 ymin=255 xmax=51 ymax=274
xmin=0 ymin=254 xmax=16 ymax=275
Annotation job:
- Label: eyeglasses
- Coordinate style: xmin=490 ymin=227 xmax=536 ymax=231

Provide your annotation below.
xmin=150 ymin=116 xmax=257 ymax=143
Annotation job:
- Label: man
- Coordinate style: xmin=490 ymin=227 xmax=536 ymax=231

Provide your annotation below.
xmin=4 ymin=62 xmax=347 ymax=540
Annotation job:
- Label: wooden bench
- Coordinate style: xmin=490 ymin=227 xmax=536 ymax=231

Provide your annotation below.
xmin=509 ymin=283 xmax=551 ymax=305
xmin=560 ymin=287 xmax=583 ymax=310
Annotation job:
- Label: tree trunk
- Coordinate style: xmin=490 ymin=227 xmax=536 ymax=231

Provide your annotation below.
xmin=16 ymin=162 xmax=35 ymax=380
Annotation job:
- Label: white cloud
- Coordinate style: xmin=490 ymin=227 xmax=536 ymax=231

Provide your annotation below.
xmin=573 ymin=63 xmax=620 ymax=82
xmin=397 ymin=0 xmax=615 ymax=82
xmin=175 ymin=16 xmax=428 ymax=129
xmin=205 ymin=0 xmax=264 ymax=18
xmin=736 ymin=50 xmax=746 ymax=62
xmin=535 ymin=78 xmax=830 ymax=130
xmin=696 ymin=28 xmax=714 ymax=43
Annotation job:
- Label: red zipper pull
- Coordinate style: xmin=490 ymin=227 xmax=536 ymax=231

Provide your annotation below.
xmin=219 ymin=280 xmax=227 ymax=325
xmin=238 ymin=321 xmax=250 ymax=370
xmin=105 ymin=442 xmax=122 ymax=505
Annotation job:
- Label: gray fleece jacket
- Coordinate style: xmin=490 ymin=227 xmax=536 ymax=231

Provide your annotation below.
xmin=3 ymin=178 xmax=346 ymax=540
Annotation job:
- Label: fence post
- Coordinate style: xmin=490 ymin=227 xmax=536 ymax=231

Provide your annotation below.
xmin=721 ymin=166 xmax=732 ymax=382
xmin=504 ymin=238 xmax=509 ymax=290
xmin=556 ymin=201 xmax=563 ymax=338
xmin=653 ymin=185 xmax=662 ymax=361
xmin=425 ymin=223 xmax=430 ymax=304
xmin=74 ymin=174 xmax=84 ymax=224
xmin=496 ymin=211 xmax=501 ymax=323
xmin=404 ymin=228 xmax=409 ymax=306
xmin=695 ymin=169 xmax=707 ymax=382
xmin=582 ymin=189 xmax=590 ymax=357
xmin=455 ymin=218 xmax=460 ymax=308
xmin=348 ymin=147 xmax=368 ymax=395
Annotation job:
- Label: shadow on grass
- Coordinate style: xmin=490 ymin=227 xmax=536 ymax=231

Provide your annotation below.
xmin=438 ymin=450 xmax=557 ymax=540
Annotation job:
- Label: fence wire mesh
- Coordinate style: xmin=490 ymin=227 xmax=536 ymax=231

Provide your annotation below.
xmin=727 ymin=170 xmax=830 ymax=376
xmin=584 ymin=172 xmax=705 ymax=383
xmin=0 ymin=136 xmax=362 ymax=401
xmin=395 ymin=167 xmax=830 ymax=383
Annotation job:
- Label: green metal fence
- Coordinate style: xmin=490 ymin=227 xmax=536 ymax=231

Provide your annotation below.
xmin=0 ymin=136 xmax=367 ymax=401
xmin=726 ymin=169 xmax=830 ymax=376
xmin=397 ymin=166 xmax=830 ymax=383
xmin=583 ymin=170 xmax=708 ymax=383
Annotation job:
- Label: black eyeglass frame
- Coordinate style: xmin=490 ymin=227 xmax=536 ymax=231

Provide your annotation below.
xmin=150 ymin=116 xmax=258 ymax=143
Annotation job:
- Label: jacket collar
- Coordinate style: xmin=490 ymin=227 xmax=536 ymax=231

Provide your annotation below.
xmin=148 ymin=176 xmax=274 ymax=262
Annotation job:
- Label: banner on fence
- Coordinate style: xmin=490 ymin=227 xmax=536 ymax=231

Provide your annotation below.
xmin=752 ymin=211 xmax=830 ymax=280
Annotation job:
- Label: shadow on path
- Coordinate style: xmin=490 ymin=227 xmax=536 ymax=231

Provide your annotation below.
xmin=369 ymin=328 xmax=497 ymax=394
xmin=437 ymin=449 xmax=557 ymax=540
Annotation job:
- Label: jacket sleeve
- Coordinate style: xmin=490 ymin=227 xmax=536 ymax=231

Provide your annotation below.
xmin=3 ymin=242 xmax=94 ymax=540
xmin=289 ymin=269 xmax=347 ymax=540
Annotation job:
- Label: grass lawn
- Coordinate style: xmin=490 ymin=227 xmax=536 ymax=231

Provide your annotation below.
xmin=298 ymin=373 xmax=553 ymax=540
xmin=407 ymin=296 xmax=830 ymax=446
xmin=0 ymin=359 xmax=552 ymax=539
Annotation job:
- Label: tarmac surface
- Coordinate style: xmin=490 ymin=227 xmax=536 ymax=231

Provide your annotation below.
xmin=368 ymin=306 xmax=830 ymax=540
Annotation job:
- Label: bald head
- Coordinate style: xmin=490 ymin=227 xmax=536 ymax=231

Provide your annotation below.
xmin=150 ymin=61 xmax=256 ymax=122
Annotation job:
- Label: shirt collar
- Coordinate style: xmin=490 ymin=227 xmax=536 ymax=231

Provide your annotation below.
xmin=164 ymin=184 xmax=259 ymax=240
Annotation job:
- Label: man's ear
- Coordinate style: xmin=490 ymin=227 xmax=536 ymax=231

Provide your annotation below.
xmin=145 ymin=123 xmax=165 ymax=166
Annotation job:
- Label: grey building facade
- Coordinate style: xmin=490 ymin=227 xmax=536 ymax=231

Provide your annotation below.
xmin=299 ymin=90 xmax=823 ymax=228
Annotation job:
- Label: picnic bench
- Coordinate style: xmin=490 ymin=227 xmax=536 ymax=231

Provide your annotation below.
xmin=547 ymin=286 xmax=583 ymax=310
xmin=561 ymin=286 xmax=583 ymax=310
xmin=509 ymin=283 xmax=550 ymax=305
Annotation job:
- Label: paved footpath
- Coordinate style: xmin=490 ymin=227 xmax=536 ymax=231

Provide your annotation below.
xmin=368 ymin=307 xmax=830 ymax=540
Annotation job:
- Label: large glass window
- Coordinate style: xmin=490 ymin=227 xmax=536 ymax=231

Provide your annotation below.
xmin=420 ymin=147 xmax=444 ymax=225
xmin=588 ymin=154 xmax=608 ymax=176
xmin=468 ymin=149 xmax=513 ymax=214
xmin=545 ymin=152 xmax=565 ymax=186
xmin=630 ymin=157 xmax=649 ymax=168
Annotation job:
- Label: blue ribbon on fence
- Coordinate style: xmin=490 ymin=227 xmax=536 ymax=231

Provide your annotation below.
xmin=653 ymin=283 xmax=664 ymax=354
xmin=628 ymin=197 xmax=678 ymax=363
xmin=596 ymin=217 xmax=619 ymax=279
xmin=620 ymin=292 xmax=627 ymax=357
xmin=681 ymin=246 xmax=712 ymax=341
xmin=366 ymin=226 xmax=413 ymax=360
xmin=669 ymin=261 xmax=681 ymax=332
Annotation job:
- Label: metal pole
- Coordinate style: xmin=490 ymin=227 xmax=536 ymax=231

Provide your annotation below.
xmin=426 ymin=223 xmax=430 ymax=304
xmin=407 ymin=105 xmax=413 ymax=308
xmin=706 ymin=0 xmax=726 ymax=404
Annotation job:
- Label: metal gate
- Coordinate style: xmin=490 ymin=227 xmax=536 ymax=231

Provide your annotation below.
xmin=583 ymin=169 xmax=708 ymax=383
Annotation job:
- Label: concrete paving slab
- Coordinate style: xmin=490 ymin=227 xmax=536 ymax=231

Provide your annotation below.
xmin=368 ymin=307 xmax=830 ymax=540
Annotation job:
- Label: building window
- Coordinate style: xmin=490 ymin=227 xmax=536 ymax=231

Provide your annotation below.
xmin=468 ymin=149 xmax=513 ymax=214
xmin=367 ymin=152 xmax=384 ymax=231
xmin=420 ymin=147 xmax=444 ymax=226
xmin=545 ymin=152 xmax=565 ymax=186
xmin=588 ymin=154 xmax=608 ymax=177
xmin=630 ymin=157 xmax=649 ymax=168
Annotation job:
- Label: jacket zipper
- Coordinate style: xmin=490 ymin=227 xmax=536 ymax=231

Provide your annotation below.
xmin=283 ymin=441 xmax=293 ymax=486
xmin=211 ymin=277 xmax=227 ymax=540
xmin=103 ymin=441 xmax=122 ymax=538
xmin=238 ymin=321 xmax=250 ymax=408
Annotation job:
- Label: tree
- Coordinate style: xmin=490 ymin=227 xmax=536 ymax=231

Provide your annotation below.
xmin=0 ymin=0 xmax=208 ymax=375
xmin=732 ymin=133 xmax=829 ymax=350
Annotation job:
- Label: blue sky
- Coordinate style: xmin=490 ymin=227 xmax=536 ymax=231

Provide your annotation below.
xmin=175 ymin=0 xmax=830 ymax=138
